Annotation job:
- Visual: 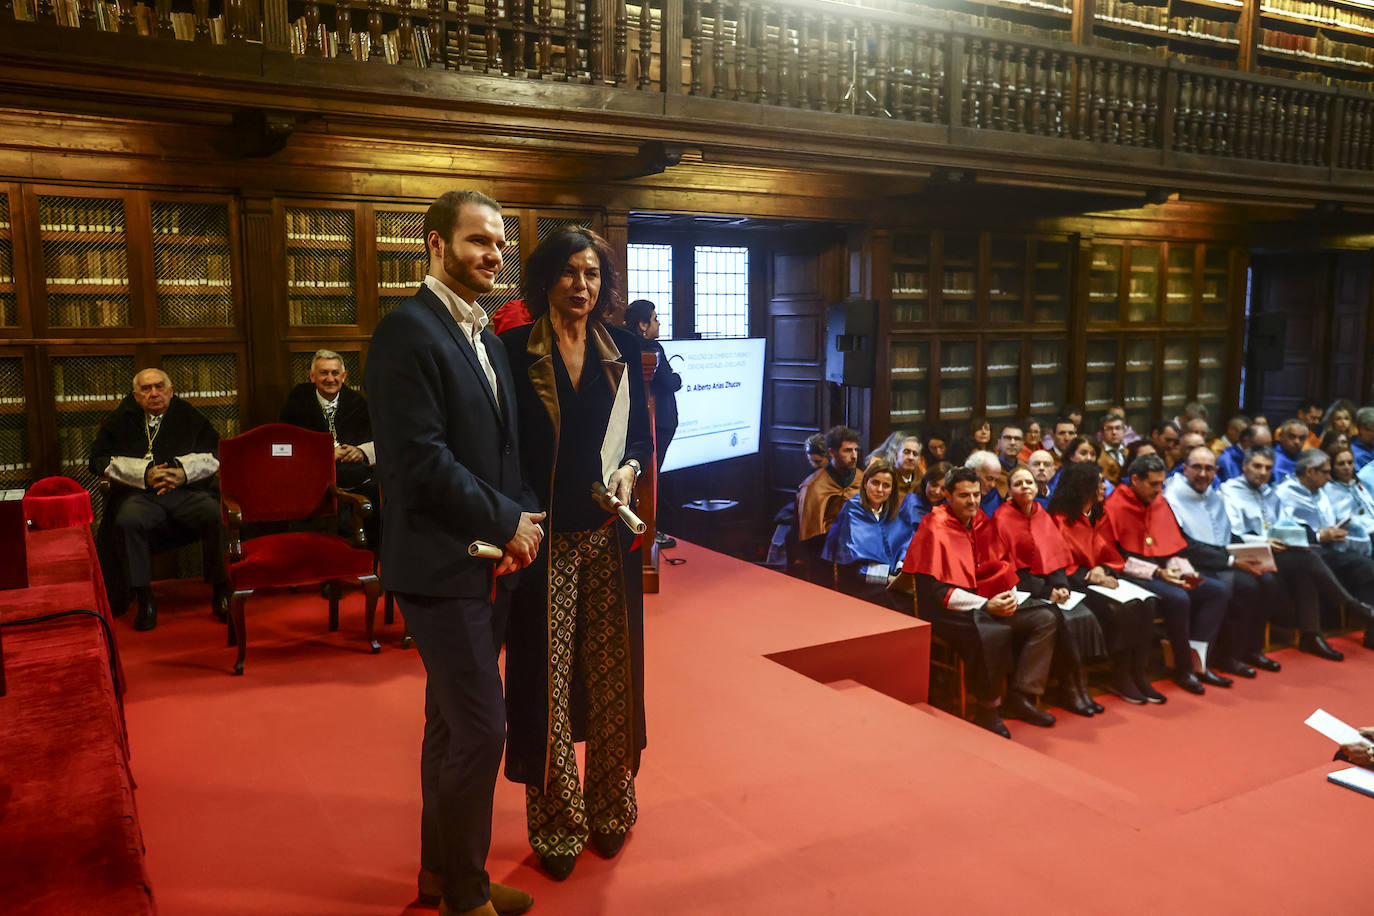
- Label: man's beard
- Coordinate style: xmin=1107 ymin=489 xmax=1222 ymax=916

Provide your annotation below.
xmin=444 ymin=247 xmax=495 ymax=297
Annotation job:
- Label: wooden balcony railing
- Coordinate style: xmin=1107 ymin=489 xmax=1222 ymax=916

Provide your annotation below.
xmin=10 ymin=0 xmax=1374 ymax=173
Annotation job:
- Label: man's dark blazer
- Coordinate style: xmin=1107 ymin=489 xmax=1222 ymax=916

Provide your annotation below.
xmin=279 ymin=381 xmax=374 ymax=490
xmin=365 ymin=283 xmax=530 ymax=599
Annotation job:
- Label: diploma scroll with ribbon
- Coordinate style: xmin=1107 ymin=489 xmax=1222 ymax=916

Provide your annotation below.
xmin=468 ymin=540 xmax=503 ymax=560
xmin=591 ymin=481 xmax=647 ymax=534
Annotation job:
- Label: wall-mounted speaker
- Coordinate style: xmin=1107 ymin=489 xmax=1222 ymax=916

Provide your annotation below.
xmin=825 ymin=299 xmax=877 ymax=388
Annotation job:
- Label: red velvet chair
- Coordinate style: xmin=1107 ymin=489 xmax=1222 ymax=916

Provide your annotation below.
xmin=219 ymin=423 xmax=381 ymax=675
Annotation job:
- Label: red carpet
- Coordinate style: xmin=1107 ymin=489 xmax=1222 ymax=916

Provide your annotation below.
xmin=119 ymin=542 xmax=1372 ymax=915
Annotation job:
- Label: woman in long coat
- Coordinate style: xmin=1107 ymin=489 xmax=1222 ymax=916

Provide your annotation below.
xmin=500 ymin=227 xmax=653 ymax=881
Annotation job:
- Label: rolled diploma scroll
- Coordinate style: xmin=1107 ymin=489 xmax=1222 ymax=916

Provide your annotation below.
xmin=591 ymin=481 xmax=647 ymax=534
xmin=468 ymin=540 xmax=503 ymax=560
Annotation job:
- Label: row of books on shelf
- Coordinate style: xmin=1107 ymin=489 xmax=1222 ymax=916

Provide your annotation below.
xmin=1093 ymin=37 xmax=1170 ymax=58
xmin=892 ymin=271 xmax=928 ymax=296
xmin=52 ymin=361 xmax=131 ymax=400
xmin=0 ymin=430 xmax=26 ymax=467
xmin=378 ymin=257 xmax=426 ymax=284
xmin=941 ymin=271 xmax=976 ymax=295
xmin=56 ymin=424 xmax=102 ymax=464
xmin=1171 ymin=17 xmax=1239 ymax=41
xmin=285 ymin=211 xmax=351 ymax=242
xmin=1262 ymin=0 xmax=1374 ymax=35
xmin=1260 ymin=29 xmax=1374 ymax=67
xmin=39 ymin=202 xmax=124 ymax=235
xmin=286 ymin=256 xmax=354 ymax=286
xmin=152 ymin=207 xmax=223 ymax=235
xmin=1257 ymin=65 xmax=1364 ymax=86
xmin=46 ymin=249 xmax=128 ymax=285
xmin=49 ymin=299 xmax=131 ymax=327
xmin=155 ymin=251 xmax=232 ymax=285
xmin=960 ymin=14 xmax=1071 ymax=43
xmin=15 ymin=0 xmax=229 ymax=40
xmin=1097 ymin=0 xmax=1171 ymax=30
xmin=289 ymin=300 xmax=357 ymax=325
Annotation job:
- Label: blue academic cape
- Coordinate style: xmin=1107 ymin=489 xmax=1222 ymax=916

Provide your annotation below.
xmin=822 ymin=493 xmax=916 ymax=569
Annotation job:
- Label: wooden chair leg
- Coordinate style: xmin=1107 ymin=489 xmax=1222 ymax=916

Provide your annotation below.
xmin=230 ymin=590 xmax=251 ymax=676
xmin=361 ymin=575 xmax=381 ymax=654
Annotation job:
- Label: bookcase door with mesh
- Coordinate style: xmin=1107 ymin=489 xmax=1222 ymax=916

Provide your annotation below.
xmin=39 ymin=192 xmax=134 ymax=330
xmin=0 ymin=355 xmax=29 ymax=488
xmin=152 ymin=199 xmax=237 ymax=328
xmin=285 ymin=204 xmax=358 ymax=327
xmin=0 ymin=191 xmax=16 ymax=329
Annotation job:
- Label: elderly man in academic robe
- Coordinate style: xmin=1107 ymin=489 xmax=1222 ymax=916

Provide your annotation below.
xmin=1164 ymin=446 xmax=1280 ymax=678
xmin=796 ymin=425 xmax=862 ymax=581
xmin=966 ymin=449 xmax=1006 ymax=515
xmin=89 ymin=367 xmax=227 ymax=631
xmin=1210 ymin=414 xmax=1250 ymax=457
xmin=1351 ymin=407 xmax=1374 ymax=472
xmin=1098 ymin=453 xmax=1234 ymax=694
xmin=892 ymin=434 xmax=924 ymax=504
xmin=1272 ymin=419 xmax=1309 ymax=483
xmin=280 ymin=348 xmax=380 ymax=547
xmin=1276 ymin=448 xmax=1374 ymax=649
xmin=902 ymin=466 xmax=1058 ymax=739
xmin=1221 ymin=445 xmax=1362 ymax=661
xmin=1217 ymin=423 xmax=1271 ymax=482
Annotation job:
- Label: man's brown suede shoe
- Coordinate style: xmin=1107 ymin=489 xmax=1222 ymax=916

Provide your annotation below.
xmin=429 ymin=881 xmax=533 ymax=916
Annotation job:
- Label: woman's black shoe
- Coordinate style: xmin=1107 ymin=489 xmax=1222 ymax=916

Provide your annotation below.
xmin=1172 ymin=672 xmax=1205 ymax=694
xmin=1299 ymin=633 xmax=1344 ymax=661
xmin=1242 ymin=652 xmax=1281 ymax=672
xmin=1198 ymin=669 xmax=1233 ymax=688
xmin=590 ymin=831 xmax=626 ymax=859
xmin=1136 ymin=680 xmax=1168 ymax=703
xmin=1108 ymin=672 xmax=1147 ymax=704
xmin=1212 ymin=657 xmax=1256 ymax=679
xmin=537 ymin=853 xmax=577 ymax=881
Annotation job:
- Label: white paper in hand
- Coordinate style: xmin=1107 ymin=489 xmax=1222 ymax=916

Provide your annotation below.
xmin=1058 ymin=591 xmax=1087 ymax=610
xmin=1305 ymin=708 xmax=1373 ymax=747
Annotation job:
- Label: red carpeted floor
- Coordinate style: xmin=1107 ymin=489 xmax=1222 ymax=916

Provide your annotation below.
xmin=120 ymin=541 xmax=1373 ymax=915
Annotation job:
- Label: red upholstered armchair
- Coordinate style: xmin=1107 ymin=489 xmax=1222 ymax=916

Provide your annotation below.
xmin=219 ymin=423 xmax=381 ymax=675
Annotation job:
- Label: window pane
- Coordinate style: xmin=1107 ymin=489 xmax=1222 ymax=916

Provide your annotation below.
xmin=626 ymin=243 xmax=674 ymax=340
xmin=693 ymin=245 xmax=749 ymax=339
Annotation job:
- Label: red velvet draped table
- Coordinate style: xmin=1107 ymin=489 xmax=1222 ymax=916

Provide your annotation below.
xmin=0 ymin=527 xmax=155 ymax=915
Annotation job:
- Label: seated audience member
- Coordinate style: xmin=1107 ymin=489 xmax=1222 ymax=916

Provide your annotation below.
xmin=968 ymin=416 xmax=992 ymax=450
xmin=1099 ymin=414 xmax=1128 ymax=484
xmin=804 ymin=433 xmax=828 ymax=472
xmin=1323 ymin=400 xmax=1356 ymax=441
xmin=1351 ymin=407 xmax=1374 ymax=471
xmin=864 ymin=431 xmax=906 ymax=470
xmin=1048 ymin=416 xmax=1077 ymax=465
xmin=1321 ymin=428 xmax=1351 ymax=458
xmin=966 ymin=450 xmax=1006 ymax=515
xmin=1049 ymin=462 xmax=1163 ymax=704
xmin=90 ymin=368 xmax=228 ymax=631
xmin=923 ymin=425 xmax=949 ymax=466
xmin=1027 ymin=450 xmax=1055 ymax=508
xmin=1098 ymin=454 xmax=1234 ymax=694
xmin=823 ymin=460 xmax=916 ymax=609
xmin=1149 ymin=421 xmax=1182 ymax=469
xmin=995 ymin=424 xmax=1026 ymax=476
xmin=1221 ymin=446 xmax=1364 ymax=661
xmin=1218 ymin=424 xmax=1272 ymax=481
xmin=1044 ymin=404 xmax=1085 ymax=450
xmin=280 ymin=348 xmax=380 ymax=545
xmin=1327 ymin=447 xmax=1374 ymax=533
xmin=1273 ymin=419 xmax=1310 ymax=482
xmin=1050 ymin=437 xmax=1113 ymax=499
xmin=995 ymin=467 xmax=1107 ymax=717
xmin=1296 ymin=398 xmax=1324 ymax=447
xmin=797 ymin=426 xmax=862 ymax=579
xmin=900 ymin=466 xmax=947 ymax=530
xmin=1210 ymin=414 xmax=1250 ymax=456
xmin=891 ymin=434 xmax=924 ymax=503
xmin=1175 ymin=401 xmax=1208 ymax=433
xmin=1183 ymin=417 xmax=1210 ymax=441
xmin=903 ymin=467 xmax=1058 ymax=738
xmin=1164 ymin=447 xmax=1278 ymax=678
xmin=1106 ymin=405 xmax=1142 ymax=446
xmin=1251 ymin=412 xmax=1271 ymax=429
xmin=1017 ymin=417 xmax=1044 ymax=464
xmin=1122 ymin=439 xmax=1157 ymax=471
xmin=1276 ymin=449 xmax=1374 ymax=649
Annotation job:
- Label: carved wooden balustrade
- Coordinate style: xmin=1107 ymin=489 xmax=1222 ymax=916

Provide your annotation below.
xmin=9 ymin=0 xmax=1374 ymax=172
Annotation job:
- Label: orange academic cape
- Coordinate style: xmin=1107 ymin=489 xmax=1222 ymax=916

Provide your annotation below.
xmin=902 ymin=504 xmax=1019 ymax=600
xmin=992 ymin=501 xmax=1073 ymax=575
xmin=1097 ymin=484 xmax=1187 ymax=557
xmin=796 ymin=467 xmax=861 ymax=541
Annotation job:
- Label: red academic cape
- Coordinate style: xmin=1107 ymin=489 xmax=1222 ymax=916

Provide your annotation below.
xmin=902 ymin=505 xmax=1020 ymax=599
xmin=1098 ymin=484 xmax=1188 ymax=557
xmin=992 ymin=500 xmax=1074 ymax=575
xmin=1052 ymin=514 xmax=1125 ymax=576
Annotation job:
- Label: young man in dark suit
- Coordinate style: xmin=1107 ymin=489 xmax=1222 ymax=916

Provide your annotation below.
xmin=366 ymin=190 xmax=544 ymax=916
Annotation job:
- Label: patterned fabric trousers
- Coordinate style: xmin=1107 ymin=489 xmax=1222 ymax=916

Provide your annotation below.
xmin=526 ymin=528 xmax=639 ymax=857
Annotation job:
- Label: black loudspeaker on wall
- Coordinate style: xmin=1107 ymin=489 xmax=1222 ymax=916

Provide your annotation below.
xmin=1247 ymin=312 xmax=1287 ymax=371
xmin=825 ymin=299 xmax=877 ymax=388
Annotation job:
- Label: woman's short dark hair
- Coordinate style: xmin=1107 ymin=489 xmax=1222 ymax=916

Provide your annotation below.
xmin=520 ymin=226 xmax=620 ymax=321
xmin=1065 ymin=435 xmax=1100 ymax=462
xmin=920 ymin=464 xmax=949 ymax=495
xmin=624 ymin=299 xmax=655 ymax=330
xmin=1048 ymin=460 xmax=1103 ymax=522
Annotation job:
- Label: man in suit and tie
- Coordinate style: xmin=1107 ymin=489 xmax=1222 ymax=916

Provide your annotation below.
xmin=366 ymin=189 xmax=543 ymax=916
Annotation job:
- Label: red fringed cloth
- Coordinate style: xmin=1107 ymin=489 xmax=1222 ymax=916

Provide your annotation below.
xmin=24 ymin=475 xmax=95 ymax=530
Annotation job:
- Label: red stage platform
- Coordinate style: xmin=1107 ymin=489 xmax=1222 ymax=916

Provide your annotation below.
xmin=119 ymin=539 xmax=1372 ymax=915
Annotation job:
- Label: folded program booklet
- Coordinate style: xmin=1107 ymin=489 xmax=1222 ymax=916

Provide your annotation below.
xmin=1328 ymin=767 xmax=1374 ymax=800
xmin=1088 ymin=579 xmax=1155 ymax=604
xmin=1226 ymin=542 xmax=1277 ymax=573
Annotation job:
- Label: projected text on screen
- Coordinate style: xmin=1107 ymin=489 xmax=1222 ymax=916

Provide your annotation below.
xmin=658 ymin=338 xmax=766 ymax=473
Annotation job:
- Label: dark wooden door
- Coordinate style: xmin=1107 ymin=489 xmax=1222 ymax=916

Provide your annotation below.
xmin=764 ymin=245 xmax=846 ymax=504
